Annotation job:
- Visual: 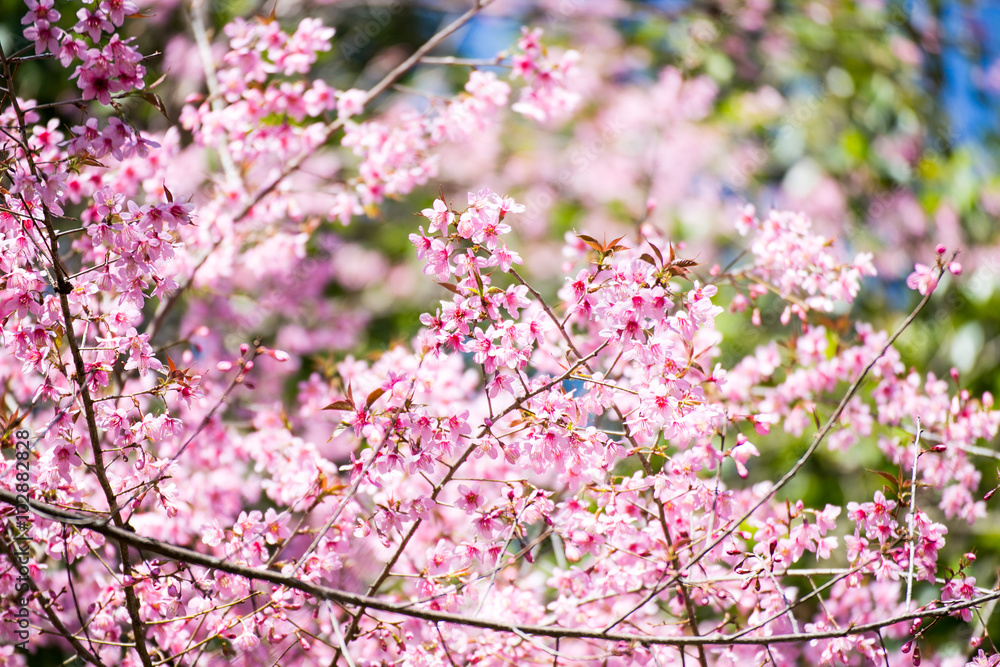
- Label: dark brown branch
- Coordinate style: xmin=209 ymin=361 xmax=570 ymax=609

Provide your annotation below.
xmin=2 ymin=489 xmax=996 ymax=649
xmin=0 ymin=40 xmax=156 ymax=667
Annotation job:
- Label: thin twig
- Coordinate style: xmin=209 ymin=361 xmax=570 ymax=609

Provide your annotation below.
xmin=3 ymin=489 xmax=998 ymax=649
xmin=145 ymin=0 xmax=499 ymax=344
xmin=0 ymin=40 xmax=156 ymax=667
xmin=603 ymin=262 xmax=948 ymax=632
xmin=905 ymin=417 xmax=922 ymax=611
xmin=187 ymin=0 xmax=239 ymax=183
xmin=419 ymin=56 xmax=509 ymax=67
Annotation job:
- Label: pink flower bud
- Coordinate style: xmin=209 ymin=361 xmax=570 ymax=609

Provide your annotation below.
xmin=935 ymin=244 xmax=946 ymax=254
xmin=948 ymin=261 xmax=962 ymax=275
xmin=217 ymin=360 xmax=233 ymax=371
xmin=260 ymin=347 xmax=290 ymax=362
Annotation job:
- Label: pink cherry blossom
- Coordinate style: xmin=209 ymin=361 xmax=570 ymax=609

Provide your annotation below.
xmin=3 ymin=5 xmax=999 ymax=666
xmin=731 ymin=433 xmax=760 ymax=478
xmin=906 ymin=262 xmax=939 ymax=295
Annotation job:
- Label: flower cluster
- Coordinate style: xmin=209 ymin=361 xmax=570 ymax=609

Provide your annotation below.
xmin=3 ymin=3 xmax=1000 ymax=667
xmin=21 ymin=0 xmax=146 ymax=103
xmin=734 ymin=204 xmax=877 ymax=320
xmin=509 ymin=27 xmax=582 ymax=123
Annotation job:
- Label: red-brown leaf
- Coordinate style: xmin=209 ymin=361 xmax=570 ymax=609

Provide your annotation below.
xmin=322 ymin=399 xmax=355 ymax=411
xmin=365 ymin=387 xmax=386 ymax=409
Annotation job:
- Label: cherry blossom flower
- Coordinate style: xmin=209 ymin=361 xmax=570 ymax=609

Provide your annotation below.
xmin=4 ymin=6 xmax=999 ymax=665
xmin=731 ymin=433 xmax=760 ymax=478
xmin=906 ymin=262 xmax=938 ymax=295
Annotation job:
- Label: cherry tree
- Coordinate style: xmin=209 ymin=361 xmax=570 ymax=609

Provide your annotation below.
xmin=2 ymin=1 xmax=1000 ymax=666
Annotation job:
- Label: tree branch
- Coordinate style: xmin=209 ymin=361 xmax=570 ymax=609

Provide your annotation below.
xmin=1 ymin=489 xmax=995 ymax=649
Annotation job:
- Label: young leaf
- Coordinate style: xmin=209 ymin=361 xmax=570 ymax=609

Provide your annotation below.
xmin=147 ymin=71 xmax=169 ymax=90
xmin=867 ymin=469 xmax=901 ymax=489
xmin=576 ymin=234 xmax=604 ymax=252
xmin=651 ymin=243 xmax=664 ymax=265
xmin=78 ymin=154 xmax=109 ymax=169
xmin=322 ymin=399 xmax=355 ymax=411
xmin=365 ymin=387 xmax=386 ymax=409
xmin=607 ymin=234 xmax=628 ymax=252
xmin=165 ymin=354 xmax=187 ymax=382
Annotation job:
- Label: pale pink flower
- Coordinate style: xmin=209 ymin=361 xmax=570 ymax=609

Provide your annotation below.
xmin=337 ymin=88 xmax=366 ymax=118
xmin=421 ymin=198 xmax=454 ymax=233
xmin=730 ymin=433 xmax=759 ymax=478
xmin=905 ymin=262 xmax=938 ymax=295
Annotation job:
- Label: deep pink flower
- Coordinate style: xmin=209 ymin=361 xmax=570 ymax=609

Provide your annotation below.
xmin=75 ymin=7 xmax=113 ymax=41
